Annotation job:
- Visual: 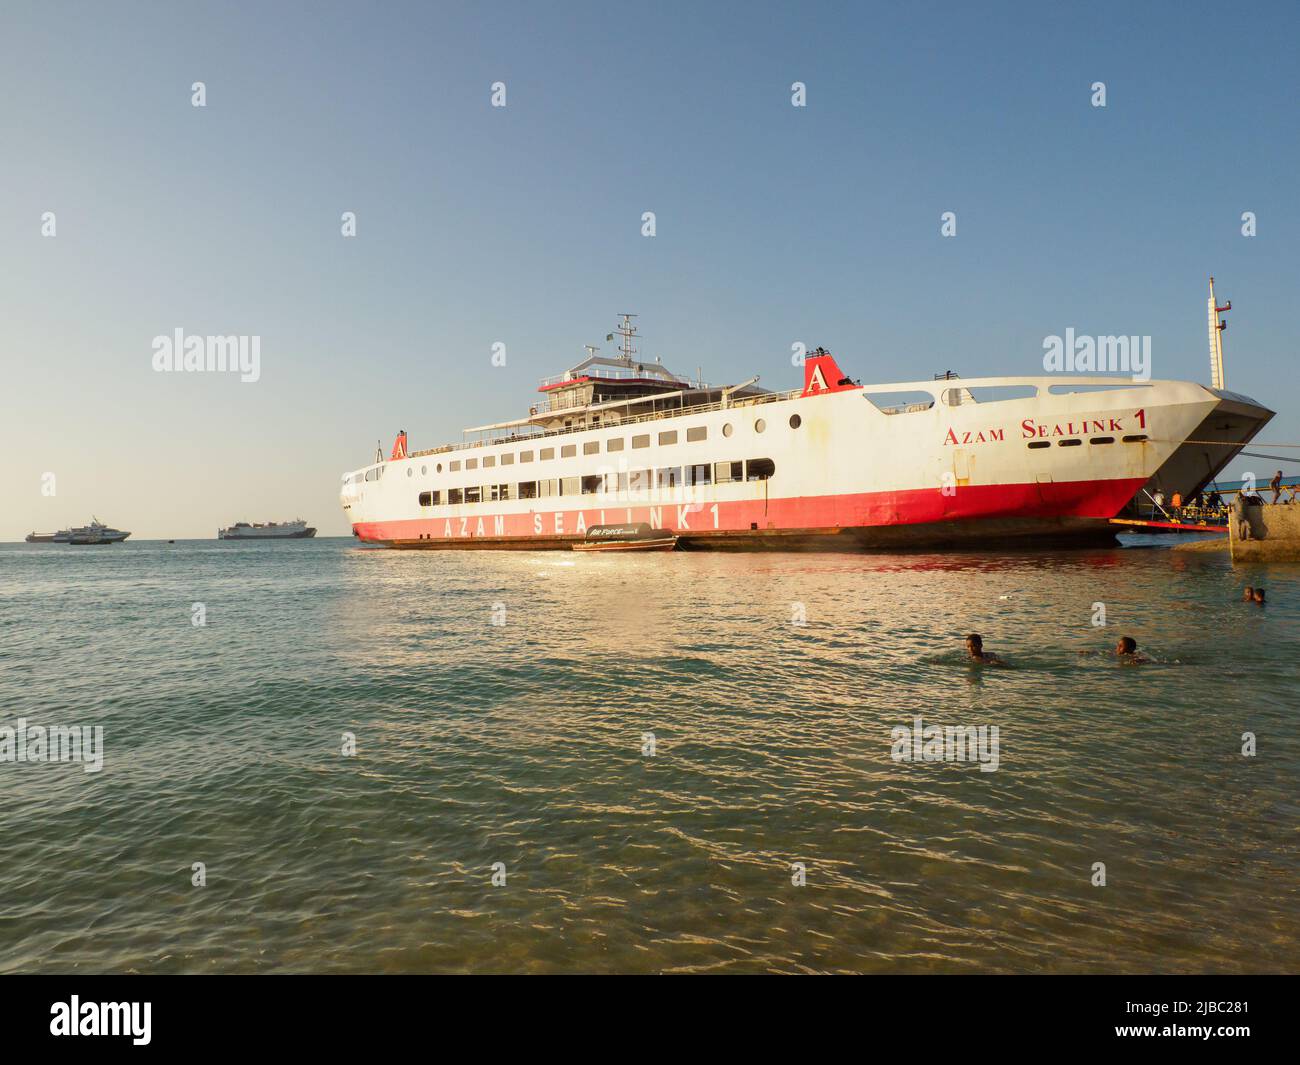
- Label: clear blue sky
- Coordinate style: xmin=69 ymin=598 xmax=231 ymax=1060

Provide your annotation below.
xmin=3 ymin=0 xmax=1297 ymax=539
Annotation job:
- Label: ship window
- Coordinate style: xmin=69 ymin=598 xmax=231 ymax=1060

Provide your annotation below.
xmin=863 ymin=389 xmax=936 ymax=414
xmin=519 ymin=451 xmax=533 ymax=463
xmin=518 ymin=481 xmax=538 ymax=499
xmin=1027 ymin=441 xmax=1050 ymax=450
xmin=686 ymin=426 xmax=707 ymax=442
xmin=560 ymin=476 xmax=580 ymax=496
xmin=466 ymin=458 xmax=478 ymax=470
xmin=1058 ymin=439 xmax=1082 ymax=447
xmin=1122 ymin=435 xmax=1149 ymax=443
xmin=628 ymin=469 xmax=651 ymax=492
xmin=407 ymin=468 xmax=413 ymax=478
xmin=746 ymin=458 xmax=775 ymax=481
xmin=658 ymin=430 xmax=678 ymax=445
xmin=632 ymin=434 xmax=650 ymax=449
xmin=418 ymin=491 xmax=433 ymax=506
xmin=490 ymin=484 xmax=511 ymax=501
xmin=656 ymin=466 xmax=683 ymax=488
xmin=431 ymin=490 xmax=441 ymax=505
xmin=464 ymin=486 xmax=482 ymax=503
xmin=448 ymin=488 xmax=463 ymax=504
xmin=754 ymin=419 xmax=766 ymax=433
xmin=436 ymin=463 xmax=443 ymax=473
xmin=788 ymin=414 xmax=801 ymax=429
xmin=540 ymin=447 xmax=555 ymax=460
xmin=583 ymin=441 xmax=600 ymax=455
xmin=484 ymin=455 xmax=495 ymax=467
xmin=561 ymin=444 xmax=577 ymax=458
xmin=1090 ymin=437 xmax=1115 ymax=445
xmin=538 ymin=479 xmax=556 ymax=497
xmin=581 ymin=475 xmax=602 ymax=494
xmin=607 ymin=437 xmax=624 ymax=452
xmin=500 ymin=453 xmax=513 ymax=465
xmin=421 ymin=465 xmax=427 ymax=475
xmin=715 ymin=460 xmax=743 ymax=483
xmin=450 ymin=460 xmax=461 ymax=472
xmin=722 ymin=423 xmax=733 ymax=437
xmin=687 ymin=463 xmax=712 ymax=486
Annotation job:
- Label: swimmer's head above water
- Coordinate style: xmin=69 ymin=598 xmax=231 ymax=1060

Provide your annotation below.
xmin=965 ymin=633 xmax=1002 ymax=664
xmin=1115 ymin=636 xmax=1148 ymax=663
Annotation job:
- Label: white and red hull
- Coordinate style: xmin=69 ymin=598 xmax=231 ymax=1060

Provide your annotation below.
xmin=341 ymin=365 xmax=1271 ymax=551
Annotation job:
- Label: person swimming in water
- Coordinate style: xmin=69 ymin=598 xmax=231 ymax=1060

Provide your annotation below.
xmin=1253 ymin=587 xmax=1266 ymax=605
xmin=965 ymin=633 xmax=1004 ymax=665
xmin=1243 ymin=586 xmax=1255 ymax=602
xmin=1116 ymin=636 xmax=1149 ymax=664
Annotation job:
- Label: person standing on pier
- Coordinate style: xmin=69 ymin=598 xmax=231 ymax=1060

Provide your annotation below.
xmin=1271 ymin=470 xmax=1284 ymax=504
xmin=1234 ymin=491 xmax=1253 ymax=540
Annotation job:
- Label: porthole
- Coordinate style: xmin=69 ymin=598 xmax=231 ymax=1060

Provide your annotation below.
xmin=755 ymin=419 xmax=766 ymax=433
xmin=789 ymin=414 xmax=802 ymax=429
xmin=436 ymin=463 xmax=443 ymax=472
xmin=722 ymin=423 xmax=733 ymax=437
xmin=421 ymin=465 xmax=428 ymax=474
xmin=406 ymin=468 xmax=413 ymax=477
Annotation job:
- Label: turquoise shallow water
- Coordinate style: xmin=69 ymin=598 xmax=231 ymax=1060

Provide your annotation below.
xmin=0 ymin=536 xmax=1296 ymax=974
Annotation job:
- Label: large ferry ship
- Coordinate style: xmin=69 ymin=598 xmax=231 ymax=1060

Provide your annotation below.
xmin=340 ymin=307 xmax=1272 ymax=550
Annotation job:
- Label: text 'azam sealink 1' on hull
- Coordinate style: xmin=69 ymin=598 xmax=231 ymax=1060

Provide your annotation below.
xmin=339 ymin=317 xmax=1272 ymax=551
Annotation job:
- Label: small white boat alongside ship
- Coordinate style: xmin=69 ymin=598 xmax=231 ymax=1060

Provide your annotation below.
xmin=218 ymin=519 xmax=316 ymax=540
xmin=572 ymin=523 xmax=679 ymax=552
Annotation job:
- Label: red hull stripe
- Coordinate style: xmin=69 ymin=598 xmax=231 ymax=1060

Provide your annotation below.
xmin=352 ymin=476 xmax=1147 ymax=544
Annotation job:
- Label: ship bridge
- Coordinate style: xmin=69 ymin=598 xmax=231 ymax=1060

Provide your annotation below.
xmin=463 ymin=314 xmax=768 ymax=441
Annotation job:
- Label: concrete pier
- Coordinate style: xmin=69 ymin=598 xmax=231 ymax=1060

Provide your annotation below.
xmin=1229 ymin=503 xmax=1300 ymax=562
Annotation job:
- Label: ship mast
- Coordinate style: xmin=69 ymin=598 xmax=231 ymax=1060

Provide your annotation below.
xmin=1207 ymin=276 xmax=1231 ymax=390
xmin=611 ymin=314 xmax=638 ymax=364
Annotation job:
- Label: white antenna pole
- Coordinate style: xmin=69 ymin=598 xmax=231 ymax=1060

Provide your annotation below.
xmin=1207 ymin=276 xmax=1230 ymax=390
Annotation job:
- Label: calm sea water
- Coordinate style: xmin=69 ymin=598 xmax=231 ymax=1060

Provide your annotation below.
xmin=1 ymin=536 xmax=1296 ymax=974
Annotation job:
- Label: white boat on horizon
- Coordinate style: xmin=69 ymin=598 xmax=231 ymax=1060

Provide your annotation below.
xmin=218 ymin=519 xmax=317 ymax=540
xmin=65 ymin=519 xmax=131 ymax=545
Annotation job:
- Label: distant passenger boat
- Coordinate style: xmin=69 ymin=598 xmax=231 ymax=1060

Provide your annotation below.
xmin=66 ymin=519 xmax=131 ymax=545
xmin=572 ymin=523 xmax=678 ymax=552
xmin=218 ymin=519 xmax=317 ymax=540
xmin=25 ymin=531 xmax=58 ymax=543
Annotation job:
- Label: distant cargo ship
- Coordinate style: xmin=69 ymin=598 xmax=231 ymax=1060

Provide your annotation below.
xmin=339 ymin=302 xmax=1273 ymax=550
xmin=25 ymin=531 xmax=58 ymax=543
xmin=218 ymin=519 xmax=316 ymax=540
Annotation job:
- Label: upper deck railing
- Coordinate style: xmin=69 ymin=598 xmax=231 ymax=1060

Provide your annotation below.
xmin=538 ymin=366 xmax=700 ymax=388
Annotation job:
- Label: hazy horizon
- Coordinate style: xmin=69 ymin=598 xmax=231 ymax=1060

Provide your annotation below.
xmin=4 ymin=0 xmax=1298 ymax=541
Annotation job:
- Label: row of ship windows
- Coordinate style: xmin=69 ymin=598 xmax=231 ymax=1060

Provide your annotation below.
xmin=417 ymin=459 xmax=777 ymax=506
xmin=1026 ymin=434 xmax=1148 ymax=450
xmin=407 ymin=416 xmax=802 ymax=478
